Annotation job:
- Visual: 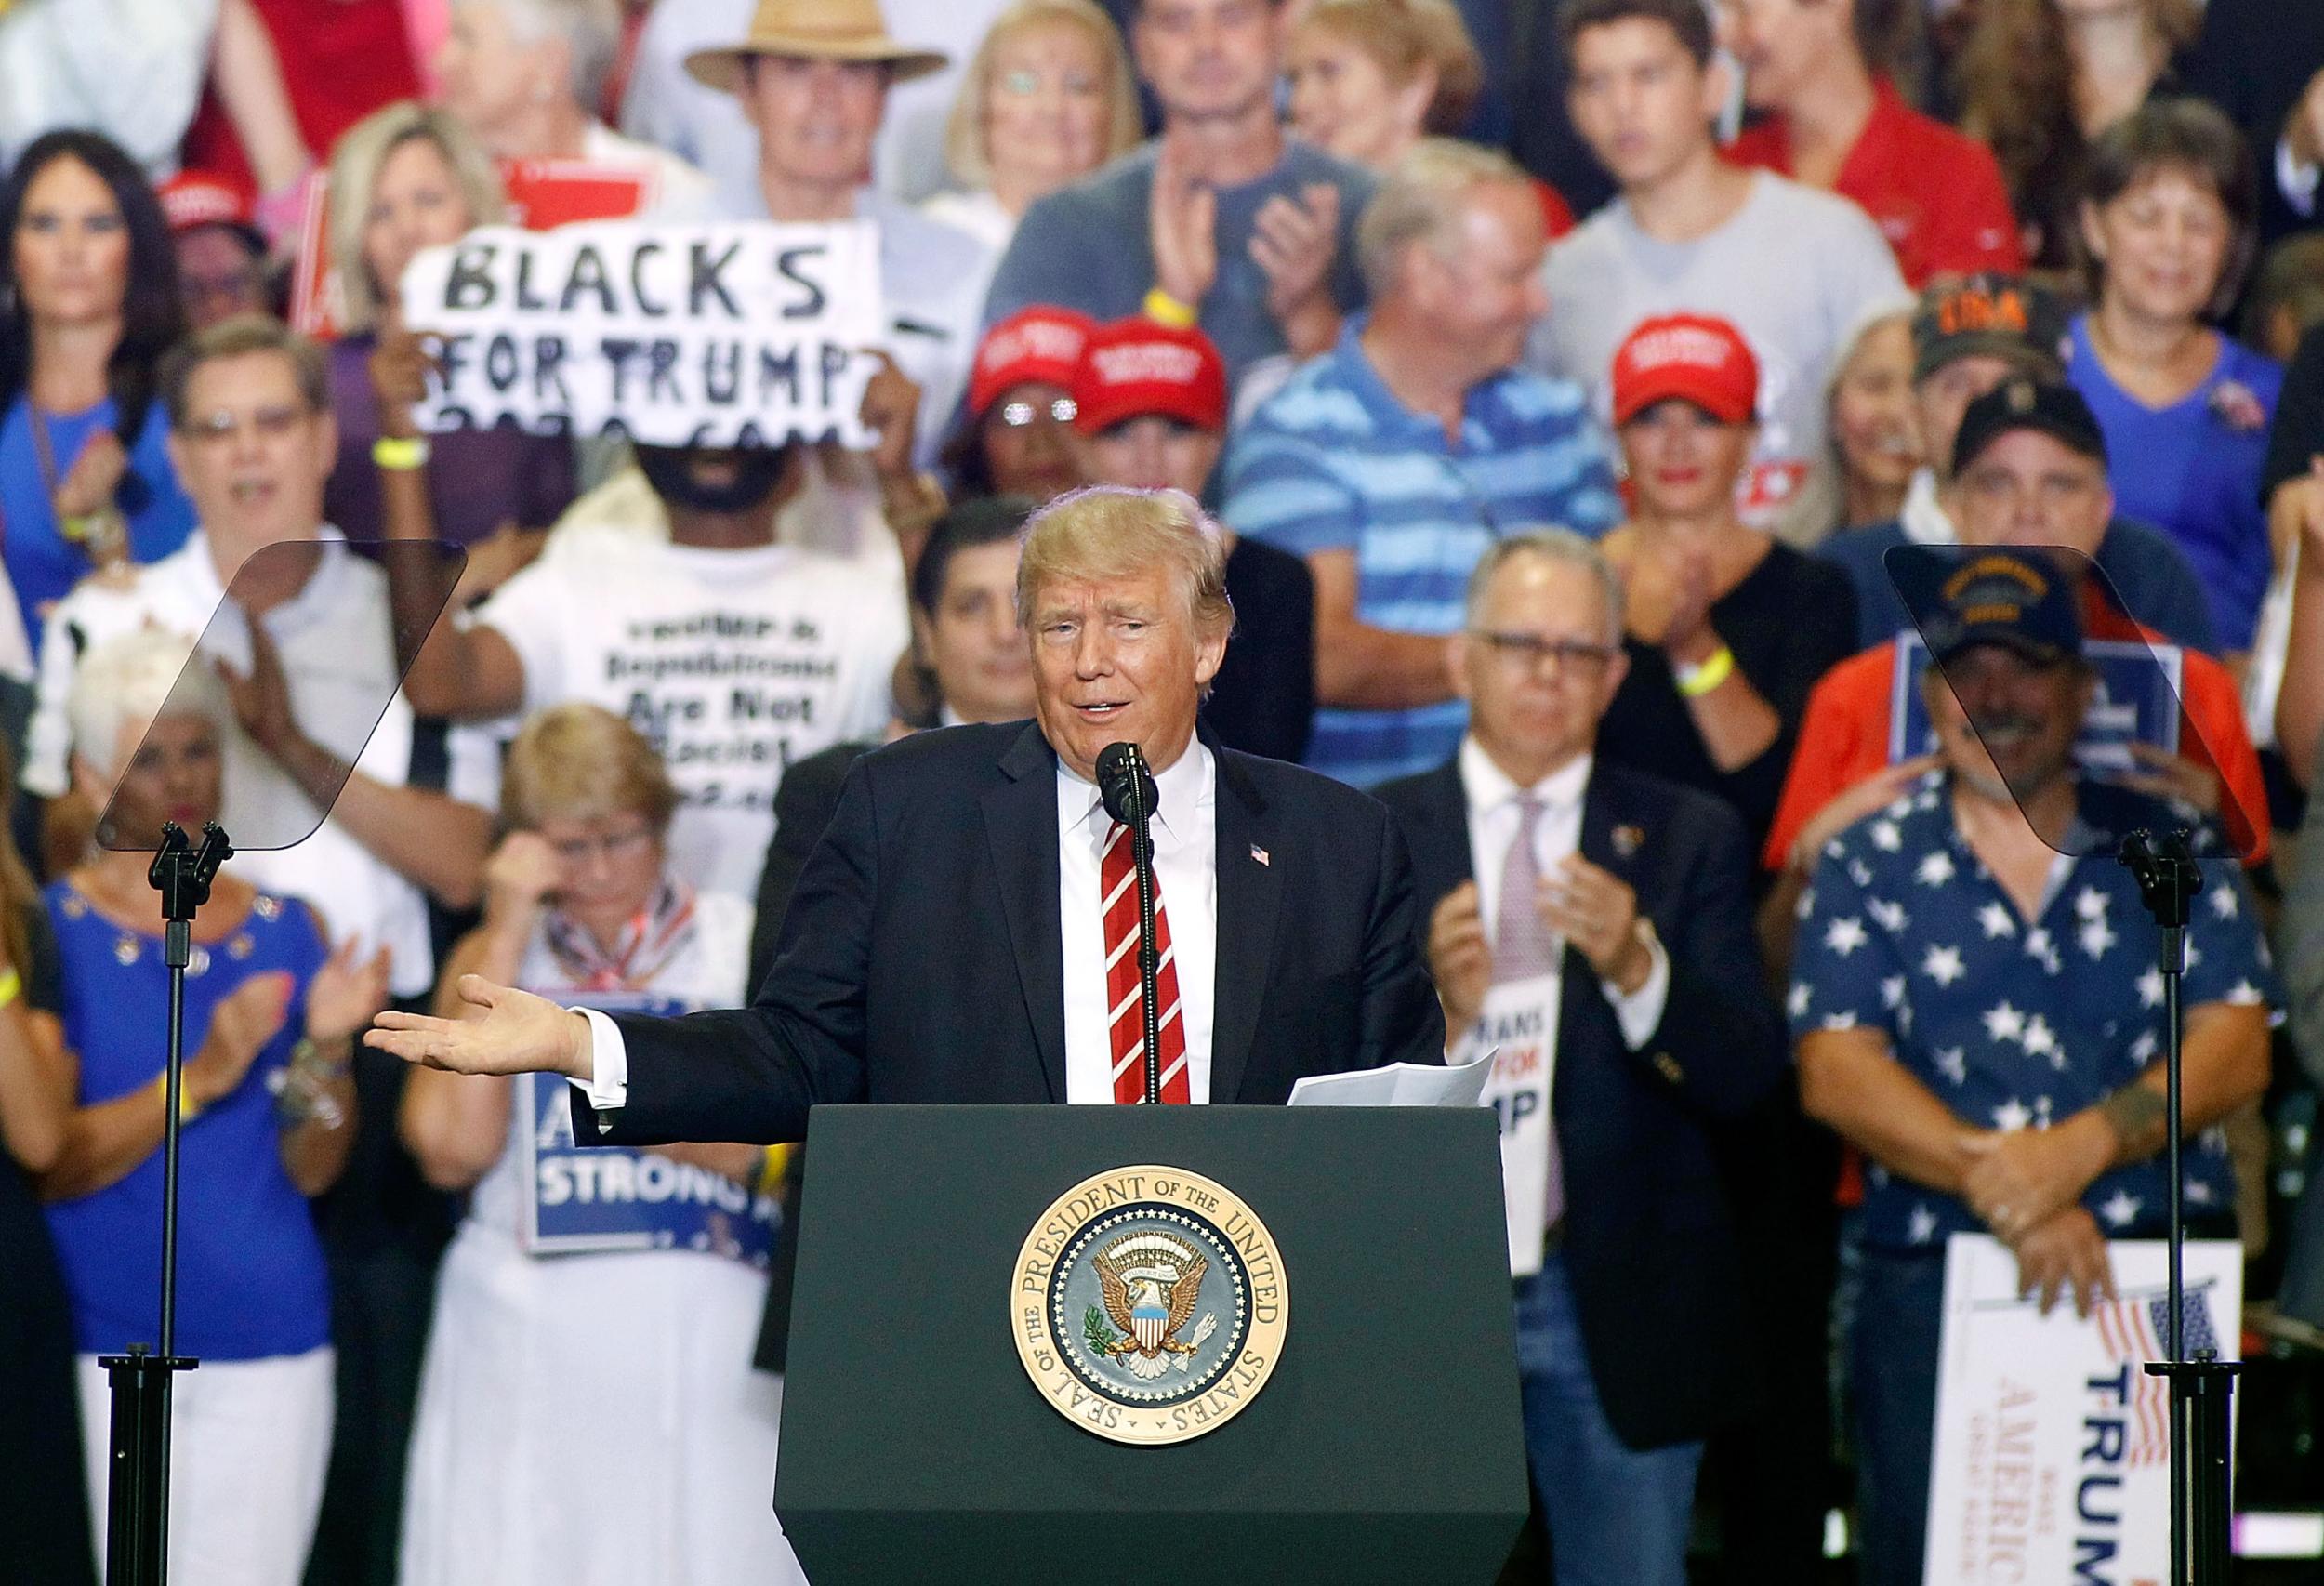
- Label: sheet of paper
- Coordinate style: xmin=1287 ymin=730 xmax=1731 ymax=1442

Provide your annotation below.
xmin=1286 ymin=1048 xmax=1497 ymax=1108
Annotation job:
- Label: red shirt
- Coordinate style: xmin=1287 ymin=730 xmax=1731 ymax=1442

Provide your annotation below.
xmin=1762 ymin=588 xmax=2269 ymax=874
xmin=1533 ymin=178 xmax=1576 ymax=244
xmin=1725 ymin=79 xmax=2024 ymax=288
xmin=182 ymin=0 xmax=422 ymax=193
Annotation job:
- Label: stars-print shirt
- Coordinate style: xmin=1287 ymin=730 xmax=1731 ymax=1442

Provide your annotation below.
xmin=1788 ymin=773 xmax=2277 ymax=1253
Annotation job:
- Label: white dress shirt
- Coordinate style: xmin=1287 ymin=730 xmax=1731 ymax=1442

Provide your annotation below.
xmin=1056 ymin=743 xmax=1219 ymax=1104
xmin=1454 ymin=738 xmax=1670 ymax=1056
xmin=573 ymin=739 xmax=1223 ymax=1113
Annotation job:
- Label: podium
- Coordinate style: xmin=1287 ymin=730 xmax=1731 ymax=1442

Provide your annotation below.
xmin=773 ymin=1104 xmax=1528 ymax=1584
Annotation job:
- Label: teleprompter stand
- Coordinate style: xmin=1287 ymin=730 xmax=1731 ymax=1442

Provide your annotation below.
xmin=85 ymin=536 xmax=465 ymax=1583
xmin=2120 ymin=830 xmax=2238 ymax=1586
xmin=99 ymin=821 xmax=233 ymax=1586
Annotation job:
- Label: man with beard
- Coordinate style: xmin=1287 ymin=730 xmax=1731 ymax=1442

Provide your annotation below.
xmin=1787 ymin=545 xmax=2275 ymax=1585
xmin=388 ymin=437 xmax=906 ymax=907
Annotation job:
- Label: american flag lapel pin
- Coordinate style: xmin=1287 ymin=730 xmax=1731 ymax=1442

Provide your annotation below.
xmin=1250 ymin=844 xmax=1270 ymax=866
xmin=1613 ymin=824 xmax=1644 ymax=859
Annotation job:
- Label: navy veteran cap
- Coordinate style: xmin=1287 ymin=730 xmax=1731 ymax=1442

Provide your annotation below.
xmin=1951 ymin=377 xmax=2107 ymax=477
xmin=1889 ymin=548 xmax=2085 ymax=667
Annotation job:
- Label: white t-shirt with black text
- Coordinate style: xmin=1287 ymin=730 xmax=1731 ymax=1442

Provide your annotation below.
xmin=464 ymin=522 xmax=906 ymax=902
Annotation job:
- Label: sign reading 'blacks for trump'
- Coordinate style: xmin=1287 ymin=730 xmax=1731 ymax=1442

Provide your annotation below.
xmin=399 ymin=220 xmax=884 ymax=450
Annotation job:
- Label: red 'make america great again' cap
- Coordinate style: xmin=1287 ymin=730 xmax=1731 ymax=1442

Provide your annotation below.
xmin=1071 ymin=319 xmax=1229 ymax=436
xmin=1610 ymin=312 xmax=1761 ymax=427
xmin=970 ymin=306 xmax=1096 ymax=417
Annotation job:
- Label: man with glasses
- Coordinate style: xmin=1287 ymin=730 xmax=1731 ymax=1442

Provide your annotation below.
xmin=23 ymin=313 xmax=494 ymax=1004
xmin=1375 ymin=529 xmax=1783 ymax=1586
xmin=1225 ymin=139 xmax=1618 ymax=788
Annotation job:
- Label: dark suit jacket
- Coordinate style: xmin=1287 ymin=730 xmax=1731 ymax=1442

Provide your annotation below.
xmin=1375 ymin=756 xmax=1785 ymax=1450
xmin=583 ymin=720 xmax=1445 ymax=1146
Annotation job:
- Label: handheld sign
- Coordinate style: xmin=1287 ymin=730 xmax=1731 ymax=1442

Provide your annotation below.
xmin=516 ymin=992 xmax=781 ymax=1268
xmin=1887 ymin=631 xmax=2183 ymax=773
xmin=1924 ymin=1233 xmax=2241 ymax=1583
xmin=399 ymin=219 xmax=885 ymax=450
xmin=289 ymin=161 xmax=659 ymax=339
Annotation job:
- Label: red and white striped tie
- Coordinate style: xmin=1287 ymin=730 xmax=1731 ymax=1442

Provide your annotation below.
xmin=1101 ymin=820 xmax=1190 ymax=1104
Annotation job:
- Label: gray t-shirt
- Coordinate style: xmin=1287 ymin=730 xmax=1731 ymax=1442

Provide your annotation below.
xmin=1525 ymin=171 xmax=1907 ymax=525
xmin=984 ymin=139 xmax=1378 ymax=391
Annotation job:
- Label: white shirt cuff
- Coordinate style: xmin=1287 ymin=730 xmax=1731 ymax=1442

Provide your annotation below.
xmin=1603 ymin=927 xmax=1671 ymax=1051
xmin=2278 ymin=137 xmax=2320 ymax=218
xmin=568 ymin=1006 xmax=630 ymax=1121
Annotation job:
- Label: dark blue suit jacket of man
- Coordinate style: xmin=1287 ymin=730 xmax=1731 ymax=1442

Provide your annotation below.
xmin=579 ymin=720 xmax=1446 ymax=1145
xmin=1374 ymin=755 xmax=1786 ymax=1450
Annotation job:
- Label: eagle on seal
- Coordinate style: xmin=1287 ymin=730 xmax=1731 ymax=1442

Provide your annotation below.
xmin=1093 ymin=1237 xmax=1214 ymax=1381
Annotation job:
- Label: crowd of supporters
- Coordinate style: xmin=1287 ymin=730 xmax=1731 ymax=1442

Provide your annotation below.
xmin=4 ymin=0 xmax=2324 ymax=1580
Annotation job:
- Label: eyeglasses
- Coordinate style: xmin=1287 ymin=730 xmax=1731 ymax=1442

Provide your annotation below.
xmin=546 ymin=823 xmax=656 ymax=867
xmin=1472 ymin=631 xmax=1619 ymax=675
xmin=997 ymin=396 xmax=1077 ymax=428
xmin=178 ymin=403 xmax=311 ymax=444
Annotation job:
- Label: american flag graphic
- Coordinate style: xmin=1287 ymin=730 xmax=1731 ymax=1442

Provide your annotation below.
xmin=2092 ymin=1286 xmax=2219 ymax=1467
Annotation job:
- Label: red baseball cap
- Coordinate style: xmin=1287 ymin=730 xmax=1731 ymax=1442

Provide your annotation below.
xmin=157 ymin=171 xmax=263 ymax=246
xmin=1610 ymin=314 xmax=1760 ymax=426
xmin=970 ymin=307 xmax=1096 ymax=417
xmin=1071 ymin=319 xmax=1228 ymax=436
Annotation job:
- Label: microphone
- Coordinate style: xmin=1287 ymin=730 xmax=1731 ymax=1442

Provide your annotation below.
xmin=1096 ymin=742 xmax=1157 ymax=827
xmin=1095 ymin=742 xmax=1164 ymax=1104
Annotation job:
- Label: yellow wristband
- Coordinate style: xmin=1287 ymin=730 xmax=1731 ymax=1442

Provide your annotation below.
xmin=372 ymin=436 xmax=431 ymax=471
xmin=154 ymin=1072 xmax=203 ymax=1125
xmin=1675 ymin=643 xmax=1736 ymax=698
xmin=0 ymin=967 xmax=20 ymax=1009
xmin=1142 ymin=286 xmax=1198 ymax=329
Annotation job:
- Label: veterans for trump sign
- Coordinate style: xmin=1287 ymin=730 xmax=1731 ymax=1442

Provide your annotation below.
xmin=399 ymin=219 xmax=885 ymax=449
xmin=1925 ymin=1233 xmax=2241 ymax=1584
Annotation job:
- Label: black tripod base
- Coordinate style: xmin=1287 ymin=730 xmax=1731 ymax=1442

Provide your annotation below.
xmin=99 ymin=1347 xmax=197 ymax=1586
xmin=2146 ymin=1355 xmax=2238 ymax=1584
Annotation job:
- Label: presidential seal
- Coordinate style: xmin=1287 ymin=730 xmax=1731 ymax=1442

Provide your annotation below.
xmin=1011 ymin=1165 xmax=1287 ymax=1447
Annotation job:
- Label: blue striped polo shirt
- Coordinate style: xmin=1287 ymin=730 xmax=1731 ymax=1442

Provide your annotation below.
xmin=1223 ymin=319 xmax=1619 ymax=786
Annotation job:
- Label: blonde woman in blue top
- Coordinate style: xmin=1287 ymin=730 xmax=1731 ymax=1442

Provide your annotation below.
xmin=35 ymin=628 xmax=387 ymax=1586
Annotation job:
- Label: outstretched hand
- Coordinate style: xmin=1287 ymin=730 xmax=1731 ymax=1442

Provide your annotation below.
xmin=366 ymin=974 xmax=595 ymax=1081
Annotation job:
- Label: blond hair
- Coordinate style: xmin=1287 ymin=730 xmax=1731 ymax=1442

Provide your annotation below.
xmin=1355 ymin=137 xmax=1532 ymax=299
xmin=500 ymin=703 xmax=681 ymax=834
xmin=1015 ymin=486 xmax=1234 ymax=641
xmin=328 ymin=101 xmax=508 ymax=334
xmin=942 ymin=0 xmax=1141 ymax=191
xmin=1298 ymin=0 xmax=1484 ymax=133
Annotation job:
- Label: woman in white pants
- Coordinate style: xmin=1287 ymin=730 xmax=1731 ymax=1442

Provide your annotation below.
xmin=35 ymin=630 xmax=383 ymax=1583
xmin=399 ymin=703 xmax=799 ymax=1586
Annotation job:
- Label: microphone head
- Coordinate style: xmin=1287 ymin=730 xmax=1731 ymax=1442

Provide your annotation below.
xmin=1096 ymin=742 xmax=1156 ymax=826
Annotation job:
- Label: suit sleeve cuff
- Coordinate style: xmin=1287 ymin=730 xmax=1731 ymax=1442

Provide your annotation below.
xmin=2279 ymin=137 xmax=2320 ymax=218
xmin=1604 ymin=925 xmax=1671 ymax=1051
xmin=569 ymin=1007 xmax=630 ymax=1119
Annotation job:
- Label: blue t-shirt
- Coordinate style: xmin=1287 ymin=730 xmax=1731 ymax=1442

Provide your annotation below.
xmin=1224 ymin=318 xmax=1620 ymax=787
xmin=1817 ymin=515 xmax=2218 ymax=654
xmin=42 ymin=884 xmax=333 ymax=1360
xmin=0 ymin=395 xmax=197 ymax=652
xmin=2065 ymin=317 xmax=2281 ymax=652
xmin=1789 ymin=774 xmax=2277 ymax=1253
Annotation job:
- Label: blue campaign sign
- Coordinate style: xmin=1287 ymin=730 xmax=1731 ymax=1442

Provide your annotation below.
xmin=516 ymin=990 xmax=782 ymax=1267
xmin=1887 ymin=633 xmax=2182 ymax=773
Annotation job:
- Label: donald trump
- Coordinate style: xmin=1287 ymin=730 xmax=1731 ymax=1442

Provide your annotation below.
xmin=368 ymin=486 xmax=1442 ymax=1138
